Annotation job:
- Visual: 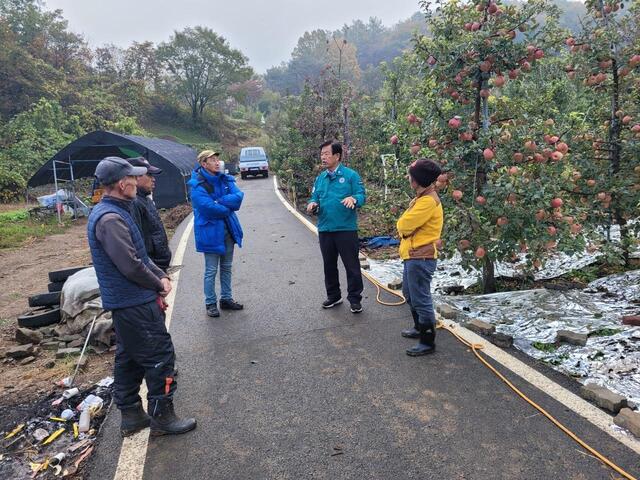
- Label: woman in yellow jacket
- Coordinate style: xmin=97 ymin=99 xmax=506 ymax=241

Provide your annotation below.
xmin=396 ymin=159 xmax=443 ymax=356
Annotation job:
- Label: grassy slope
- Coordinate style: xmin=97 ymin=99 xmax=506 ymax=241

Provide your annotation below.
xmin=0 ymin=209 xmax=71 ymax=249
xmin=141 ymin=122 xmax=215 ymax=146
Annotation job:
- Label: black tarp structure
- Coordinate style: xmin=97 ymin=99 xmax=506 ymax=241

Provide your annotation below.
xmin=28 ymin=131 xmax=198 ymax=208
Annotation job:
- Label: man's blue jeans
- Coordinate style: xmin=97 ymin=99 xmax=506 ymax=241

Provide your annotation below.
xmin=402 ymin=259 xmax=437 ymax=327
xmin=204 ymin=232 xmax=235 ymax=305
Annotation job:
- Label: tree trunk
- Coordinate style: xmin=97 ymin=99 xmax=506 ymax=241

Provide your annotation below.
xmin=482 ymin=256 xmax=497 ymax=294
xmin=474 ymin=81 xmax=497 ymax=293
xmin=343 ymin=103 xmax=350 ymax=163
xmin=608 ymin=58 xmax=630 ymax=265
xmin=191 ymin=102 xmax=199 ymax=124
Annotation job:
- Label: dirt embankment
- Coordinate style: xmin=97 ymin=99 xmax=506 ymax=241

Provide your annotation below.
xmin=0 ymin=218 xmax=111 ymax=407
xmin=0 ymin=204 xmax=193 ymax=409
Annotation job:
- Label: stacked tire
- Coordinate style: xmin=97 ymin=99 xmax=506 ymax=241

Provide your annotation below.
xmin=18 ymin=267 xmax=88 ymax=328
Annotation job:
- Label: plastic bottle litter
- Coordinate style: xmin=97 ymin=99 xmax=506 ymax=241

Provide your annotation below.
xmin=79 ymin=409 xmax=91 ymax=433
xmin=62 ymin=387 xmax=79 ymax=399
xmin=61 ymin=409 xmax=75 ymax=421
xmin=76 ymin=394 xmax=103 ymax=412
xmin=57 ymin=376 xmax=73 ymax=388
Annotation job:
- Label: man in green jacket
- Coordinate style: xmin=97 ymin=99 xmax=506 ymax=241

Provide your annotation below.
xmin=306 ymin=140 xmax=366 ymax=313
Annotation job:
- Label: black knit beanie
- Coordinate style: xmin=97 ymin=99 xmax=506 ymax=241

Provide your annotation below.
xmin=409 ymin=159 xmax=441 ymax=187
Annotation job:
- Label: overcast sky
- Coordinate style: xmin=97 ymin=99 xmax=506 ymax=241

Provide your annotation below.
xmin=44 ymin=0 xmax=422 ymax=73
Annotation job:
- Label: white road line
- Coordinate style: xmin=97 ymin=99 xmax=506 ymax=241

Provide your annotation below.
xmin=114 ymin=216 xmax=194 ymax=480
xmin=272 ymin=174 xmax=640 ymax=456
xmin=439 ymin=319 xmax=640 ymax=455
xmin=273 ymin=175 xmax=318 ymax=234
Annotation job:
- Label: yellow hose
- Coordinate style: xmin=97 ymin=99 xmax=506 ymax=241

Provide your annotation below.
xmin=362 ymin=270 xmax=637 ymax=480
xmin=361 ymin=269 xmax=406 ymax=306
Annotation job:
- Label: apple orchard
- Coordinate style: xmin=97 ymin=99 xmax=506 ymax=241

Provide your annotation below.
xmin=270 ymin=0 xmax=640 ymax=294
xmin=388 ymin=0 xmax=640 ymax=292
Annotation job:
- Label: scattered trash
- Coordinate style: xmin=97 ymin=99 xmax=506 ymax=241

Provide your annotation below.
xmin=49 ymin=452 xmax=65 ymax=466
xmin=78 ymin=409 xmax=91 ymax=433
xmin=0 ymin=374 xmax=113 ymax=478
xmin=62 ymin=388 xmax=79 ymax=400
xmin=3 ymin=423 xmax=24 ymax=439
xmin=42 ymin=427 xmax=65 ymax=445
xmin=76 ymin=394 xmax=103 ymax=412
xmin=95 ymin=376 xmax=114 ymax=388
xmin=57 ymin=376 xmax=73 ymax=388
xmin=33 ymin=428 xmax=49 ymax=442
xmin=49 ymin=417 xmax=68 ymax=423
xmin=60 ymin=409 xmax=75 ymax=421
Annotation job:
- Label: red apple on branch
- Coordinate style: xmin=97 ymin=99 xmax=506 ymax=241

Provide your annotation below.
xmin=448 ymin=117 xmax=462 ymax=129
xmin=550 ymin=198 xmax=563 ymax=208
xmin=458 ymin=239 xmax=471 ymax=250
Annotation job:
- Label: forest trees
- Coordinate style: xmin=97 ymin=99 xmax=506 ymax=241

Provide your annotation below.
xmin=158 ymin=27 xmax=253 ymax=124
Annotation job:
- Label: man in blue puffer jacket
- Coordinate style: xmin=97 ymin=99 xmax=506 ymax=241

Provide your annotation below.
xmin=188 ymin=150 xmax=244 ymax=318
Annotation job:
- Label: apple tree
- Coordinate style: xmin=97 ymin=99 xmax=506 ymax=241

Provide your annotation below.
xmin=410 ymin=0 xmax=583 ymax=293
xmin=561 ymin=0 xmax=640 ymax=265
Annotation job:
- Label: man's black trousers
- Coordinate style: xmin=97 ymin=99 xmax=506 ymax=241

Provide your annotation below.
xmin=319 ymin=230 xmax=363 ymax=304
xmin=112 ymin=299 xmax=176 ymax=409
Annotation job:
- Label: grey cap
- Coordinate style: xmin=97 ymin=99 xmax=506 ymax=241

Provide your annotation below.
xmin=95 ymin=156 xmax=147 ymax=185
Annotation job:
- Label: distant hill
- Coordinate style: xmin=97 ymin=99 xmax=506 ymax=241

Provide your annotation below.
xmin=264 ymin=0 xmax=588 ymax=95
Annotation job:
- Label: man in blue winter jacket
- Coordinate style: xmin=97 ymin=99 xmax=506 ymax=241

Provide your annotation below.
xmin=306 ymin=141 xmax=366 ymax=313
xmin=188 ymin=150 xmax=244 ymax=318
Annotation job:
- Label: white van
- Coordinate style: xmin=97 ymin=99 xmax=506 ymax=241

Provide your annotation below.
xmin=239 ymin=147 xmax=269 ymax=179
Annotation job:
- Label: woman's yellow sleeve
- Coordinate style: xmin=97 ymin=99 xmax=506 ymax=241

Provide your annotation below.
xmin=396 ymin=197 xmax=435 ymax=237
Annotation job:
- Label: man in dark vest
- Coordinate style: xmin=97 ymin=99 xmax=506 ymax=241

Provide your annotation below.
xmin=88 ymin=156 xmax=196 ymax=437
xmin=127 ymin=157 xmax=172 ymax=272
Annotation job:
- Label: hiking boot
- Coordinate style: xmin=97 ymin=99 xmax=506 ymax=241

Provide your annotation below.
xmin=120 ymin=402 xmax=151 ymax=437
xmin=406 ymin=327 xmax=436 ymax=357
xmin=149 ymin=399 xmax=197 ymax=437
xmin=350 ymin=302 xmax=363 ymax=313
xmin=401 ymin=309 xmax=420 ymax=338
xmin=220 ymin=299 xmax=244 ymax=310
xmin=206 ymin=304 xmax=220 ymax=317
xmin=322 ymin=298 xmax=343 ymax=309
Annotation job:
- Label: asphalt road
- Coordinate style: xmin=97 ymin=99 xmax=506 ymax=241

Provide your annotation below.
xmin=88 ymin=176 xmax=640 ymax=480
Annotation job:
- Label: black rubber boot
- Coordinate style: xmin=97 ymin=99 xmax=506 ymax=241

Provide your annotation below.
xmin=401 ymin=309 xmax=420 ymax=339
xmin=120 ymin=402 xmax=151 ymax=437
xmin=149 ymin=398 xmax=197 ymax=436
xmin=406 ymin=325 xmax=436 ymax=356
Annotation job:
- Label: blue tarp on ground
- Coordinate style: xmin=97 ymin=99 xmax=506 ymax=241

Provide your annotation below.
xmin=359 ymin=236 xmax=400 ymax=249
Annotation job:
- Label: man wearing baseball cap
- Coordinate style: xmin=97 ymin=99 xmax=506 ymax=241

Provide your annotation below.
xmin=127 ymin=157 xmax=172 ymax=272
xmin=87 ymin=156 xmax=196 ymax=437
